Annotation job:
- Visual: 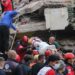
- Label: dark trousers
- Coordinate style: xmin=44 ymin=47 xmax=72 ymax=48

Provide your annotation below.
xmin=0 ymin=25 xmax=9 ymax=53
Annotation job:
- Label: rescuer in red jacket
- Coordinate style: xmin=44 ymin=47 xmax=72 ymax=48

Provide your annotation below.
xmin=16 ymin=35 xmax=29 ymax=61
xmin=64 ymin=53 xmax=75 ymax=75
xmin=37 ymin=54 xmax=60 ymax=75
xmin=16 ymin=44 xmax=25 ymax=61
xmin=1 ymin=0 xmax=13 ymax=12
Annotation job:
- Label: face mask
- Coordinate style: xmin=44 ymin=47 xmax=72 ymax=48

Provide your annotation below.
xmin=53 ymin=63 xmax=61 ymax=70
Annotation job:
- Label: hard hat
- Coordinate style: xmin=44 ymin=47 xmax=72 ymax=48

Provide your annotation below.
xmin=17 ymin=45 xmax=24 ymax=51
xmin=22 ymin=35 xmax=28 ymax=43
xmin=32 ymin=50 xmax=39 ymax=56
xmin=64 ymin=53 xmax=75 ymax=59
xmin=16 ymin=55 xmax=21 ymax=62
xmin=45 ymin=50 xmax=52 ymax=56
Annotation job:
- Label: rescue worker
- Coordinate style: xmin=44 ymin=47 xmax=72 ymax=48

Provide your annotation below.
xmin=1 ymin=0 xmax=13 ymax=13
xmin=45 ymin=50 xmax=52 ymax=59
xmin=37 ymin=54 xmax=60 ymax=75
xmin=56 ymin=60 xmax=66 ymax=75
xmin=16 ymin=36 xmax=30 ymax=61
xmin=16 ymin=54 xmax=21 ymax=63
xmin=16 ymin=44 xmax=25 ymax=61
xmin=22 ymin=35 xmax=29 ymax=44
xmin=64 ymin=53 xmax=75 ymax=75
xmin=44 ymin=50 xmax=53 ymax=66
xmin=21 ymin=35 xmax=29 ymax=50
xmin=0 ymin=10 xmax=18 ymax=53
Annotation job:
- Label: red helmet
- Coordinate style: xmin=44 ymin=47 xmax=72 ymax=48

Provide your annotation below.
xmin=33 ymin=50 xmax=39 ymax=56
xmin=17 ymin=45 xmax=24 ymax=51
xmin=45 ymin=50 xmax=52 ymax=57
xmin=22 ymin=35 xmax=28 ymax=43
xmin=16 ymin=55 xmax=21 ymax=62
xmin=64 ymin=53 xmax=75 ymax=59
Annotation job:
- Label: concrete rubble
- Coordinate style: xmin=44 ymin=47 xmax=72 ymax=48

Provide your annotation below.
xmin=11 ymin=0 xmax=71 ymax=33
xmin=1 ymin=0 xmax=75 ymax=50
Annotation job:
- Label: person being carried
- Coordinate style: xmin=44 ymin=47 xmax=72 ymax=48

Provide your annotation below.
xmin=28 ymin=37 xmax=50 ymax=55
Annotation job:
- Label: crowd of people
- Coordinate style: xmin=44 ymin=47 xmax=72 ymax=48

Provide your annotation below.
xmin=0 ymin=35 xmax=75 ymax=75
xmin=0 ymin=0 xmax=75 ymax=75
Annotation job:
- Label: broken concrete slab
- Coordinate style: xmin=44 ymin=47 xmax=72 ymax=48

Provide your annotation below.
xmin=15 ymin=1 xmax=43 ymax=19
xmin=10 ymin=22 xmax=46 ymax=34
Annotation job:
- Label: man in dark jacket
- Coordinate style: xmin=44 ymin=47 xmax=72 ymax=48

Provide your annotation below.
xmin=21 ymin=54 xmax=33 ymax=75
xmin=3 ymin=50 xmax=23 ymax=75
xmin=31 ymin=55 xmax=44 ymax=75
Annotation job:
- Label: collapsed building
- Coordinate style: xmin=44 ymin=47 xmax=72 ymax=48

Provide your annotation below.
xmin=11 ymin=0 xmax=71 ymax=33
xmin=1 ymin=0 xmax=75 ymax=50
